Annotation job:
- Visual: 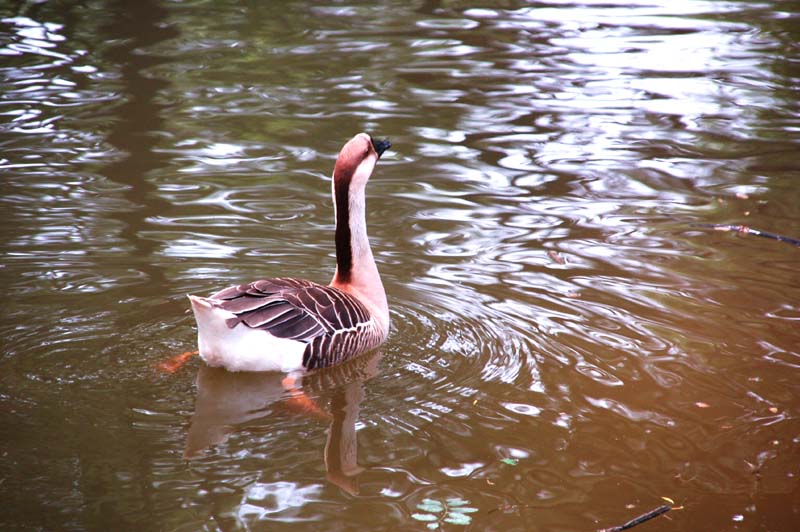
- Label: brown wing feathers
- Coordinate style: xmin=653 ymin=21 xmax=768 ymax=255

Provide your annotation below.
xmin=211 ymin=278 xmax=371 ymax=343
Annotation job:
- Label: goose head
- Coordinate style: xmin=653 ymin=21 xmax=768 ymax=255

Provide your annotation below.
xmin=333 ymin=133 xmax=391 ymax=191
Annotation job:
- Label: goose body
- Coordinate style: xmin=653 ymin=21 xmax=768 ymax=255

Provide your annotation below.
xmin=189 ymin=133 xmax=391 ymax=372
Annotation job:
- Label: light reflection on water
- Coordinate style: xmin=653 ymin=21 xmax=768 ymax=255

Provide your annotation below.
xmin=1 ymin=0 xmax=799 ymax=530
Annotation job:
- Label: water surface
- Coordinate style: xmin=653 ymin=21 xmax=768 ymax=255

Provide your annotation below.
xmin=1 ymin=0 xmax=799 ymax=530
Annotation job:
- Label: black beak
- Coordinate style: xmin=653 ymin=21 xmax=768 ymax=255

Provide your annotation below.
xmin=371 ymin=138 xmax=391 ymax=158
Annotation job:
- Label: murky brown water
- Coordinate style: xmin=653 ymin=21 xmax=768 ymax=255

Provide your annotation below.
xmin=2 ymin=0 xmax=799 ymax=530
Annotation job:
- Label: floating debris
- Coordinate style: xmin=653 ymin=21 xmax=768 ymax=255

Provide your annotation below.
xmin=691 ymin=223 xmax=800 ymax=247
xmin=547 ymin=249 xmax=567 ymax=264
xmin=412 ymin=497 xmax=479 ymax=529
xmin=597 ymin=504 xmax=674 ymax=532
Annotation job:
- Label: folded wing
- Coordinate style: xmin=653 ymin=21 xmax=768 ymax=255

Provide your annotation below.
xmin=210 ymin=278 xmax=372 ymax=343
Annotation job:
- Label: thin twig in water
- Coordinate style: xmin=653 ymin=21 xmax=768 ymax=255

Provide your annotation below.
xmin=597 ymin=505 xmax=672 ymax=532
xmin=692 ymin=223 xmax=800 ymax=247
xmin=487 ymin=503 xmax=536 ymax=515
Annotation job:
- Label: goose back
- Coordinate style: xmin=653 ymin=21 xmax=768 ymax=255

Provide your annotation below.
xmin=209 ymin=278 xmax=385 ymax=369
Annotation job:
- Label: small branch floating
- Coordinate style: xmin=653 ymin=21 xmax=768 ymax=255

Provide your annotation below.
xmin=691 ymin=223 xmax=800 ymax=247
xmin=597 ymin=504 xmax=672 ymax=532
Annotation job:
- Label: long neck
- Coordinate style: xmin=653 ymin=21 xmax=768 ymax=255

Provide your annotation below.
xmin=330 ymin=177 xmax=389 ymax=332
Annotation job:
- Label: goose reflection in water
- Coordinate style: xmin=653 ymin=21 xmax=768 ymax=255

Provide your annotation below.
xmin=184 ymin=350 xmax=382 ymax=494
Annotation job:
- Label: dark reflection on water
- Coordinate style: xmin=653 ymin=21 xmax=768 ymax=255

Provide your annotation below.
xmin=99 ymin=0 xmax=178 ymax=286
xmin=1 ymin=0 xmax=799 ymax=530
xmin=186 ymin=349 xmax=381 ymax=504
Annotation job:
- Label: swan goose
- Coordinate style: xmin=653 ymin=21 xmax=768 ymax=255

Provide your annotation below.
xmin=189 ymin=133 xmax=391 ymax=372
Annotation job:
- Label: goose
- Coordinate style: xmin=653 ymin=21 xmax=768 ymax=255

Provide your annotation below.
xmin=188 ymin=133 xmax=391 ymax=372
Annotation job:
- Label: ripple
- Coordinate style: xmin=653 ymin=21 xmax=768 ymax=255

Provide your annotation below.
xmin=237 ymin=482 xmax=324 ymax=524
xmin=3 ymin=1 xmax=800 ymax=529
xmin=416 ymin=18 xmax=481 ymax=31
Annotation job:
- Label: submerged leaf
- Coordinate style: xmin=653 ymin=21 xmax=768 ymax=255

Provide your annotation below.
xmin=501 ymin=458 xmax=519 ymax=466
xmin=417 ymin=499 xmax=444 ymax=513
xmin=412 ymin=513 xmax=438 ymax=522
xmin=445 ymin=497 xmax=470 ymax=507
xmin=427 ymin=523 xmax=439 ymax=530
xmin=444 ymin=512 xmax=472 ymax=525
xmin=449 ymin=506 xmax=478 ymax=514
